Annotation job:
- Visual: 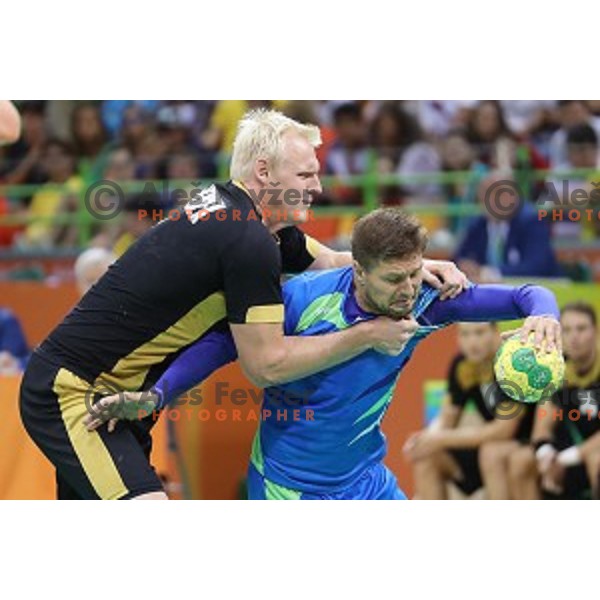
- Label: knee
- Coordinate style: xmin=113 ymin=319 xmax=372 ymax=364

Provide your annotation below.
xmin=413 ymin=454 xmax=442 ymax=478
xmin=508 ymin=446 xmax=537 ymax=481
xmin=479 ymin=442 xmax=505 ymax=473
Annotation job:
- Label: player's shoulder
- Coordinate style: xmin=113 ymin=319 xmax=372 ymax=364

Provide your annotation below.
xmin=184 ymin=181 xmax=256 ymax=218
xmin=284 ymin=266 xmax=352 ymax=293
xmin=282 ymin=266 xmax=352 ymax=311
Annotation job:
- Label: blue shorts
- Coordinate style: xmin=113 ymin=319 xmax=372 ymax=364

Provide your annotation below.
xmin=247 ymin=462 xmax=407 ymax=500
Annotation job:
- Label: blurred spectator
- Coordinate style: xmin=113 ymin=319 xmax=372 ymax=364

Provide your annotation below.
xmin=467 ymin=100 xmax=513 ymax=166
xmin=541 ymin=124 xmax=600 ymax=241
xmin=164 ymin=149 xmax=200 ymax=182
xmin=19 ymin=139 xmax=82 ymax=248
xmin=413 ymin=100 xmax=475 ymax=139
xmin=455 ymin=171 xmax=561 ymax=281
xmin=71 ymin=103 xmax=109 ymax=179
xmin=325 ymin=102 xmax=369 ymax=204
xmin=499 ymin=100 xmax=556 ymax=139
xmin=0 ymin=308 xmax=29 ymax=373
xmin=548 ymin=101 xmax=600 ymax=169
xmin=112 ymin=191 xmax=163 ymax=257
xmin=404 ymin=322 xmax=535 ymax=499
xmin=104 ymin=146 xmax=136 ymax=183
xmin=74 ymin=247 xmax=115 ymax=296
xmin=1 ymin=101 xmax=47 ymax=186
xmin=118 ymin=104 xmax=160 ymax=177
xmin=508 ymin=303 xmax=600 ymax=499
xmin=439 ymin=128 xmax=487 ymax=234
xmin=370 ymin=102 xmax=441 ymax=204
xmin=101 ymin=100 xmax=159 ymax=136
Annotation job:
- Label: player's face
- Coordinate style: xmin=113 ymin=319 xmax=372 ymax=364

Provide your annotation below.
xmin=457 ymin=323 xmax=499 ymax=364
xmin=561 ymin=311 xmax=597 ymax=363
xmin=268 ymin=132 xmax=322 ymax=225
xmin=355 ymin=254 xmax=423 ymax=320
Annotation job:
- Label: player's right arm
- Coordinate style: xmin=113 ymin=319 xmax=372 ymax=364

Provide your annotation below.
xmin=422 ymin=283 xmax=562 ymax=352
xmin=0 ymin=101 xmax=21 ymax=145
xmin=224 ymin=223 xmax=415 ymax=388
xmin=230 ymin=318 xmax=414 ymax=388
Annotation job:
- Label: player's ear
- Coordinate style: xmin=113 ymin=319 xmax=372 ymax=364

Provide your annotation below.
xmin=353 ymin=260 xmax=367 ymax=285
xmin=254 ymin=158 xmax=269 ymax=185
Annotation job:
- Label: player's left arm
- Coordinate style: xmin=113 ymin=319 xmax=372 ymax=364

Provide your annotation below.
xmin=84 ymin=331 xmax=238 ymax=431
xmin=305 ymin=234 xmax=468 ymax=300
xmin=422 ymin=283 xmax=562 ymax=352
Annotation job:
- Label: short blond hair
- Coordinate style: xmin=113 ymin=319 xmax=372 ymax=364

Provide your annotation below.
xmin=230 ymin=109 xmax=321 ymax=181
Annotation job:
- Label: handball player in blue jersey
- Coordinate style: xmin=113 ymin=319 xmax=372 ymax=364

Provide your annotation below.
xmin=87 ymin=209 xmax=561 ymax=500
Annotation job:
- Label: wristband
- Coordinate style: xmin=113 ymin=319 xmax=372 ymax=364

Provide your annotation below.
xmin=557 ymin=446 xmax=582 ymax=467
xmin=536 ymin=443 xmax=556 ymax=463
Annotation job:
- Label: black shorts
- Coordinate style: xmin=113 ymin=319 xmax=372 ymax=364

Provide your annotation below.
xmin=448 ymin=448 xmax=482 ymax=495
xmin=19 ymin=352 xmax=164 ymax=500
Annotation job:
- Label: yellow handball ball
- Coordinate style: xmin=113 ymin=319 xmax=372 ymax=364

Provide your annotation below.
xmin=494 ymin=333 xmax=565 ymax=403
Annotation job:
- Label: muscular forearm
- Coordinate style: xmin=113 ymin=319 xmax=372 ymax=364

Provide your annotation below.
xmin=239 ymin=322 xmax=376 ymax=387
xmin=423 ymin=284 xmax=560 ymax=325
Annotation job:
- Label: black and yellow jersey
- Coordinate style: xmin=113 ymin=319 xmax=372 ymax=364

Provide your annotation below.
xmin=36 ymin=181 xmax=319 ymax=392
xmin=550 ymin=352 xmax=600 ymax=448
xmin=448 ymin=354 xmax=535 ymax=441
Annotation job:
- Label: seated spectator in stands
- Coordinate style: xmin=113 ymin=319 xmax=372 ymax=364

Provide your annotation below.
xmin=370 ymin=102 xmax=409 ymax=204
xmin=499 ymin=100 xmax=556 ymax=140
xmin=74 ymin=247 xmax=115 ymax=296
xmin=0 ymin=308 xmax=29 ymax=373
xmin=19 ymin=139 xmax=82 ymax=248
xmin=414 ymin=100 xmax=475 ymax=139
xmin=71 ymin=102 xmax=110 ymax=180
xmin=467 ymin=101 xmax=514 ymax=166
xmin=101 ymin=100 xmax=159 ymax=137
xmin=118 ymin=104 xmax=159 ymax=178
xmin=324 ymin=102 xmax=369 ymax=205
xmin=112 ymin=192 xmax=162 ymax=257
xmin=508 ymin=302 xmax=600 ymax=499
xmin=440 ymin=128 xmax=487 ymax=234
xmin=548 ymin=101 xmax=600 ymax=169
xmin=455 ymin=171 xmax=561 ymax=282
xmin=164 ymin=149 xmax=200 ymax=183
xmin=403 ymin=322 xmax=535 ymax=499
xmin=1 ymin=101 xmax=47 ymax=187
xmin=104 ymin=146 xmax=136 ymax=184
xmin=541 ymin=124 xmax=600 ymax=241
xmin=369 ymin=102 xmax=441 ymax=204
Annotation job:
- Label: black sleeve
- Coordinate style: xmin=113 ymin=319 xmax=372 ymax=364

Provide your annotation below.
xmin=447 ymin=355 xmax=470 ymax=409
xmin=277 ymin=226 xmax=317 ymax=274
xmin=221 ymin=223 xmax=284 ymax=325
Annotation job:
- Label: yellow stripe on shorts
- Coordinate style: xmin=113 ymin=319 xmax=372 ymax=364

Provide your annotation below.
xmin=53 ymin=368 xmax=129 ymax=500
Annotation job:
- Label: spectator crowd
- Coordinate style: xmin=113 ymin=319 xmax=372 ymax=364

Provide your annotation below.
xmin=0 ymin=100 xmax=599 ymax=280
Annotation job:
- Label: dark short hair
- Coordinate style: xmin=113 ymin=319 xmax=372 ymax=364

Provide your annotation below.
xmin=352 ymin=208 xmax=428 ymax=271
xmin=333 ymin=102 xmax=362 ymax=124
xmin=561 ymin=301 xmax=597 ymax=327
xmin=566 ymin=124 xmax=598 ymax=147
